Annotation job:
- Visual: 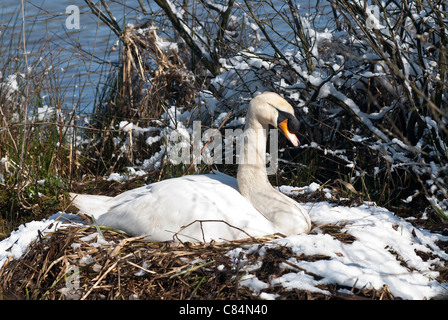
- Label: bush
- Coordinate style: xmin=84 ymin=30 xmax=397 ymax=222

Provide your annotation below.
xmin=128 ymin=0 xmax=446 ymax=219
xmin=87 ymin=0 xmax=446 ymax=219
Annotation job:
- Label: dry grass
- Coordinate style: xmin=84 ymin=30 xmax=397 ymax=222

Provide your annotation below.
xmin=0 ymin=223 xmax=401 ymax=300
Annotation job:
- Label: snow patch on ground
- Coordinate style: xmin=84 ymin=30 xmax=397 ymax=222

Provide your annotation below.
xmin=227 ymin=200 xmax=448 ymax=300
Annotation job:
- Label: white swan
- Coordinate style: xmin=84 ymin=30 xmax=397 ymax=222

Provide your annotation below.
xmin=70 ymin=92 xmax=311 ymax=242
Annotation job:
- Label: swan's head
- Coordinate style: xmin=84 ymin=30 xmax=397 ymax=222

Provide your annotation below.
xmin=249 ymin=92 xmax=301 ymax=147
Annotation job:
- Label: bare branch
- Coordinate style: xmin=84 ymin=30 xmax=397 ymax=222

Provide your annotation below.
xmin=153 ymin=0 xmax=221 ymax=76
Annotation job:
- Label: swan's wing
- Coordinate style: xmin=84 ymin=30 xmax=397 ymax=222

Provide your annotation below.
xmin=210 ymin=170 xmax=239 ymax=190
xmin=96 ymin=175 xmax=275 ymax=242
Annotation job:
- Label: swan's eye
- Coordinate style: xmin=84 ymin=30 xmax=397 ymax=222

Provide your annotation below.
xmin=277 ymin=110 xmax=300 ymax=133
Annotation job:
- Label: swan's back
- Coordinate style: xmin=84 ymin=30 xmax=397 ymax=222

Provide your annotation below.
xmin=71 ymin=174 xmax=275 ymax=242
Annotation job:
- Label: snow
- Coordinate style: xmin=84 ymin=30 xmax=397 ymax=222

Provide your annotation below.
xmin=36 ymin=105 xmax=55 ymax=121
xmin=1 ymin=183 xmax=447 ymax=300
xmin=327 ymin=82 xmax=390 ymax=142
xmin=0 ymin=74 xmax=21 ymax=101
xmin=366 ymin=5 xmax=386 ymax=30
xmin=107 ymin=167 xmax=147 ymax=183
xmin=227 ymin=199 xmax=448 ymax=300
xmin=0 ymin=214 xmax=78 ymax=266
xmin=79 ymin=232 xmax=114 ymax=247
xmin=119 ymin=121 xmax=155 ymax=137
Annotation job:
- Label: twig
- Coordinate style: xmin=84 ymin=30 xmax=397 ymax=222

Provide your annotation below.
xmin=169 ymin=260 xmax=215 ymax=279
xmin=81 ymin=260 xmax=118 ymax=300
xmin=84 ymin=0 xmax=121 ymax=37
xmin=153 ymin=0 xmax=220 ymax=75
xmin=109 ymin=235 xmax=148 ymax=258
xmin=127 ymin=261 xmax=156 ymax=274
xmin=172 ymin=219 xmax=256 ymax=242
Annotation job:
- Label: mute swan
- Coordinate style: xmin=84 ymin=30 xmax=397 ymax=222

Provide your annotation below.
xmin=70 ymin=92 xmax=311 ymax=242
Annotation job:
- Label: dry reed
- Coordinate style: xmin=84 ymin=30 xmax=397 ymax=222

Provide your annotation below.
xmin=0 ymin=222 xmax=400 ymax=300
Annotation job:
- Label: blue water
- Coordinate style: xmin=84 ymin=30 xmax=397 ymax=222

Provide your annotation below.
xmin=0 ymin=0 xmax=149 ymax=112
xmin=0 ymin=0 xmax=330 ymax=113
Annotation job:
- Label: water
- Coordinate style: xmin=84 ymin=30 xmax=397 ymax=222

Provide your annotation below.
xmin=0 ymin=0 xmax=148 ymax=112
xmin=0 ymin=0 xmax=331 ymax=113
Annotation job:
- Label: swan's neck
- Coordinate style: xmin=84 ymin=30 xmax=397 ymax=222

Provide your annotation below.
xmin=237 ymin=117 xmax=273 ymax=207
xmin=236 ymin=113 xmax=311 ymax=235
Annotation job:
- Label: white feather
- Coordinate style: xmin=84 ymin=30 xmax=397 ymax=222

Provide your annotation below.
xmin=71 ymin=174 xmax=274 ymax=242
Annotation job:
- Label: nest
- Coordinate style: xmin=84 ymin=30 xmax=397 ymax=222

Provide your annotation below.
xmin=0 ymin=224 xmax=397 ymax=300
xmin=0 ymin=225 xmax=266 ymax=300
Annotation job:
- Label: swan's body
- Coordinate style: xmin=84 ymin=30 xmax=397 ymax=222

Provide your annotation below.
xmin=71 ymin=92 xmax=311 ymax=242
xmin=71 ymin=174 xmax=276 ymax=242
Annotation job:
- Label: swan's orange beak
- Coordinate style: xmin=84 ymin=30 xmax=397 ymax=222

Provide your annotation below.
xmin=278 ymin=119 xmax=300 ymax=147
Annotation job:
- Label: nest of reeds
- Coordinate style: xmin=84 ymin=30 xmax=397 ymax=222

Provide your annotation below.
xmin=0 ymin=222 xmax=398 ymax=300
xmin=0 ymin=225 xmax=265 ymax=300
